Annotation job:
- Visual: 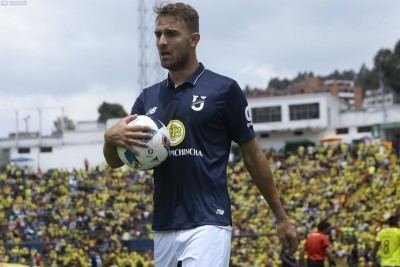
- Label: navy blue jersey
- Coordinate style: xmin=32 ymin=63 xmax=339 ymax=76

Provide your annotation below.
xmin=131 ymin=63 xmax=255 ymax=231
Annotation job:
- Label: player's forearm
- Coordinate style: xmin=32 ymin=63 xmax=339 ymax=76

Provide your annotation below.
xmin=249 ymin=159 xmax=288 ymax=222
xmin=240 ymin=140 xmax=288 ymax=223
xmin=103 ymin=140 xmax=123 ymax=168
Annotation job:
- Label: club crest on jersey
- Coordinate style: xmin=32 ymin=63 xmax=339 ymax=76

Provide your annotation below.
xmin=191 ymin=95 xmax=207 ymax=111
xmin=167 ymin=119 xmax=186 ymax=147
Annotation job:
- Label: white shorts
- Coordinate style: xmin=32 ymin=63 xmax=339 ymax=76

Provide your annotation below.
xmin=154 ymin=225 xmax=232 ymax=267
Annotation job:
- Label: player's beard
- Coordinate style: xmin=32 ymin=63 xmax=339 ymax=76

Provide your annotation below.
xmin=160 ymin=43 xmax=191 ymax=71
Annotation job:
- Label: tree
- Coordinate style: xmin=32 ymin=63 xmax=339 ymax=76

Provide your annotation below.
xmin=386 ymin=53 xmax=400 ymax=92
xmin=383 ymin=41 xmax=400 ymax=92
xmin=54 ymin=116 xmax=75 ymax=133
xmin=373 ymin=46 xmax=400 ymax=93
xmin=355 ymin=64 xmax=379 ymax=90
xmin=97 ymin=102 xmax=128 ymax=123
xmin=292 ymin=71 xmax=314 ymax=83
xmin=320 ymin=69 xmax=356 ymax=81
xmin=374 ymin=48 xmax=392 ymax=75
xmin=268 ymin=77 xmax=291 ymax=90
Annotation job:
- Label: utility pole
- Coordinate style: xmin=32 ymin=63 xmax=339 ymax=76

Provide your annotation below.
xmin=138 ymin=0 xmax=164 ymax=90
xmin=379 ymin=69 xmax=387 ymax=140
xmin=15 ymin=110 xmax=19 ymax=146
xmin=23 ymin=115 xmax=31 ymax=133
xmin=38 ymin=108 xmax=42 ymax=169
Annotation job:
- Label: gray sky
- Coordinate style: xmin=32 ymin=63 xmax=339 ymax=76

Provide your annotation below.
xmin=0 ymin=0 xmax=399 ymax=137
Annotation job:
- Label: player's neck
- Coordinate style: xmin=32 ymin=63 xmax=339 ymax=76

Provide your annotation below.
xmin=169 ymin=58 xmax=199 ymax=87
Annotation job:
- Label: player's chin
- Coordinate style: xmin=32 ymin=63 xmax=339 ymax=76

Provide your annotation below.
xmin=161 ymin=60 xmax=184 ymax=72
xmin=160 ymin=60 xmax=173 ymax=69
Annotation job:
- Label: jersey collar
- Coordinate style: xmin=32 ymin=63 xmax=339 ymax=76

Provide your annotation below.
xmin=166 ymin=63 xmax=205 ymax=89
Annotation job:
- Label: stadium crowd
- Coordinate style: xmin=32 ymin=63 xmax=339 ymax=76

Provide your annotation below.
xmin=0 ymin=141 xmax=399 ymax=266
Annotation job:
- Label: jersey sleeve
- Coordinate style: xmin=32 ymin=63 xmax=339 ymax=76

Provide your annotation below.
xmin=224 ymin=81 xmax=255 ymax=144
xmin=130 ymin=91 xmax=146 ymax=115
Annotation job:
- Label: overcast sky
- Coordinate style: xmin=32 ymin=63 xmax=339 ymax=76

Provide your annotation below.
xmin=0 ymin=0 xmax=399 ymax=137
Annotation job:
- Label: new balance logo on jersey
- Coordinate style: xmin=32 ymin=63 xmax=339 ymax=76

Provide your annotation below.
xmin=146 ymin=106 xmax=158 ymax=115
xmin=191 ymin=95 xmax=207 ymax=111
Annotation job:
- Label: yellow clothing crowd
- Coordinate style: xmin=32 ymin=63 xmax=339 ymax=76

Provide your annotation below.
xmin=0 ymin=142 xmax=399 ymax=266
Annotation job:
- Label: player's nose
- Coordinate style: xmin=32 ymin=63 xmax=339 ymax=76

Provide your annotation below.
xmin=158 ymin=34 xmax=168 ymax=46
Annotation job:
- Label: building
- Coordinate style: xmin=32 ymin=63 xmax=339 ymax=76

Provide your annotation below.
xmin=249 ymin=93 xmax=400 ymax=152
xmin=1 ymin=94 xmax=399 ymax=170
xmin=245 ymin=77 xmax=363 ymax=112
xmin=0 ymin=121 xmax=106 ymax=170
xmin=363 ymin=87 xmax=400 ymax=109
xmin=322 ymin=80 xmax=363 ymax=111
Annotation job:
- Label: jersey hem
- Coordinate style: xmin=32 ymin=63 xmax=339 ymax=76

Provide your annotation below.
xmin=152 ymin=221 xmax=232 ymax=232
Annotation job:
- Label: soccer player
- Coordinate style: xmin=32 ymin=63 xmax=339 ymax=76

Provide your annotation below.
xmin=372 ymin=215 xmax=400 ymax=267
xmin=301 ymin=221 xmax=335 ymax=267
xmin=103 ymin=2 xmax=298 ymax=266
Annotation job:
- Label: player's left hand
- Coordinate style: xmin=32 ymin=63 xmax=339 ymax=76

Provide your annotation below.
xmin=277 ymin=220 xmax=299 ymax=255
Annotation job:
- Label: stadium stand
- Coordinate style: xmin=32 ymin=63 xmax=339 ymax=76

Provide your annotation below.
xmin=0 ymin=142 xmax=399 ymax=266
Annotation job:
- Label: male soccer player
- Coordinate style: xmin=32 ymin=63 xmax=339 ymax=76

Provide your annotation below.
xmin=103 ymin=2 xmax=298 ymax=266
xmin=373 ymin=215 xmax=400 ymax=267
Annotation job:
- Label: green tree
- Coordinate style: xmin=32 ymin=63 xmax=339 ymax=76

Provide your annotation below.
xmin=374 ymin=48 xmax=392 ymax=73
xmin=292 ymin=71 xmax=314 ymax=83
xmin=268 ymin=77 xmax=291 ymax=90
xmin=355 ymin=64 xmax=379 ymax=90
xmin=97 ymin=102 xmax=128 ymax=123
xmin=383 ymin=40 xmax=400 ymax=92
xmin=320 ymin=69 xmax=356 ymax=81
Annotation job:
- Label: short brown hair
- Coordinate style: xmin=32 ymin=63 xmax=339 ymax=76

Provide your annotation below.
xmin=154 ymin=2 xmax=199 ymax=33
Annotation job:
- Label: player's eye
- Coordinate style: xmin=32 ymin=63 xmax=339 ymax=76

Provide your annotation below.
xmin=165 ymin=30 xmax=178 ymax=37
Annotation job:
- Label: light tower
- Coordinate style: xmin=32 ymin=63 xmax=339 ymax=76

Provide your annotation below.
xmin=138 ymin=0 xmax=164 ymax=90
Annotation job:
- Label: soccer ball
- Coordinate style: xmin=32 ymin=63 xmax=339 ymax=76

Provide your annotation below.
xmin=117 ymin=115 xmax=170 ymax=170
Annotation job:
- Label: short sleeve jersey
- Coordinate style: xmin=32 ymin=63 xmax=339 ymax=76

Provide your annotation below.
xmin=131 ymin=63 xmax=255 ymax=231
xmin=376 ymin=227 xmax=400 ymax=266
xmin=305 ymin=232 xmax=330 ymax=261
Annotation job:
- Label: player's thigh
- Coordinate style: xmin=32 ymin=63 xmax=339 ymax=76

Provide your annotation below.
xmin=179 ymin=225 xmax=231 ymax=267
xmin=154 ymin=231 xmax=177 ymax=267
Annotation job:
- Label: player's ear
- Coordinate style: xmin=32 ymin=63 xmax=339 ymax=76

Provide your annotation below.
xmin=190 ymin=32 xmax=200 ymax=47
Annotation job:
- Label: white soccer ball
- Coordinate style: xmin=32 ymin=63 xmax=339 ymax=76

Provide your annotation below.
xmin=117 ymin=115 xmax=170 ymax=170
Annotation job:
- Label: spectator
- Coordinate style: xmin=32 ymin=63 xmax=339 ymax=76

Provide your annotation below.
xmin=301 ymin=221 xmax=336 ymax=267
xmin=372 ymin=215 xmax=400 ymax=267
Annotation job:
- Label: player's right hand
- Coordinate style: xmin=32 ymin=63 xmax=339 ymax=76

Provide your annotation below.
xmin=104 ymin=114 xmax=152 ymax=153
xmin=277 ymin=220 xmax=299 ymax=256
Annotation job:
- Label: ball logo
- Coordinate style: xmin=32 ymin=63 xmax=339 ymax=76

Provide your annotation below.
xmin=167 ymin=120 xmax=185 ymax=147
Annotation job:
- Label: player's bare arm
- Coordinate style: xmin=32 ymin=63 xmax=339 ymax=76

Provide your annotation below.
xmin=103 ymin=114 xmax=151 ymax=168
xmin=239 ymin=138 xmax=299 ymax=255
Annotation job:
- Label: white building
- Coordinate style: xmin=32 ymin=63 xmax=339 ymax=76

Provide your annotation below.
xmin=248 ymin=93 xmax=400 ymax=151
xmin=0 ymin=121 xmax=107 ymax=170
xmin=1 ymin=94 xmax=399 ymax=170
xmin=363 ymin=87 xmax=400 ymax=109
